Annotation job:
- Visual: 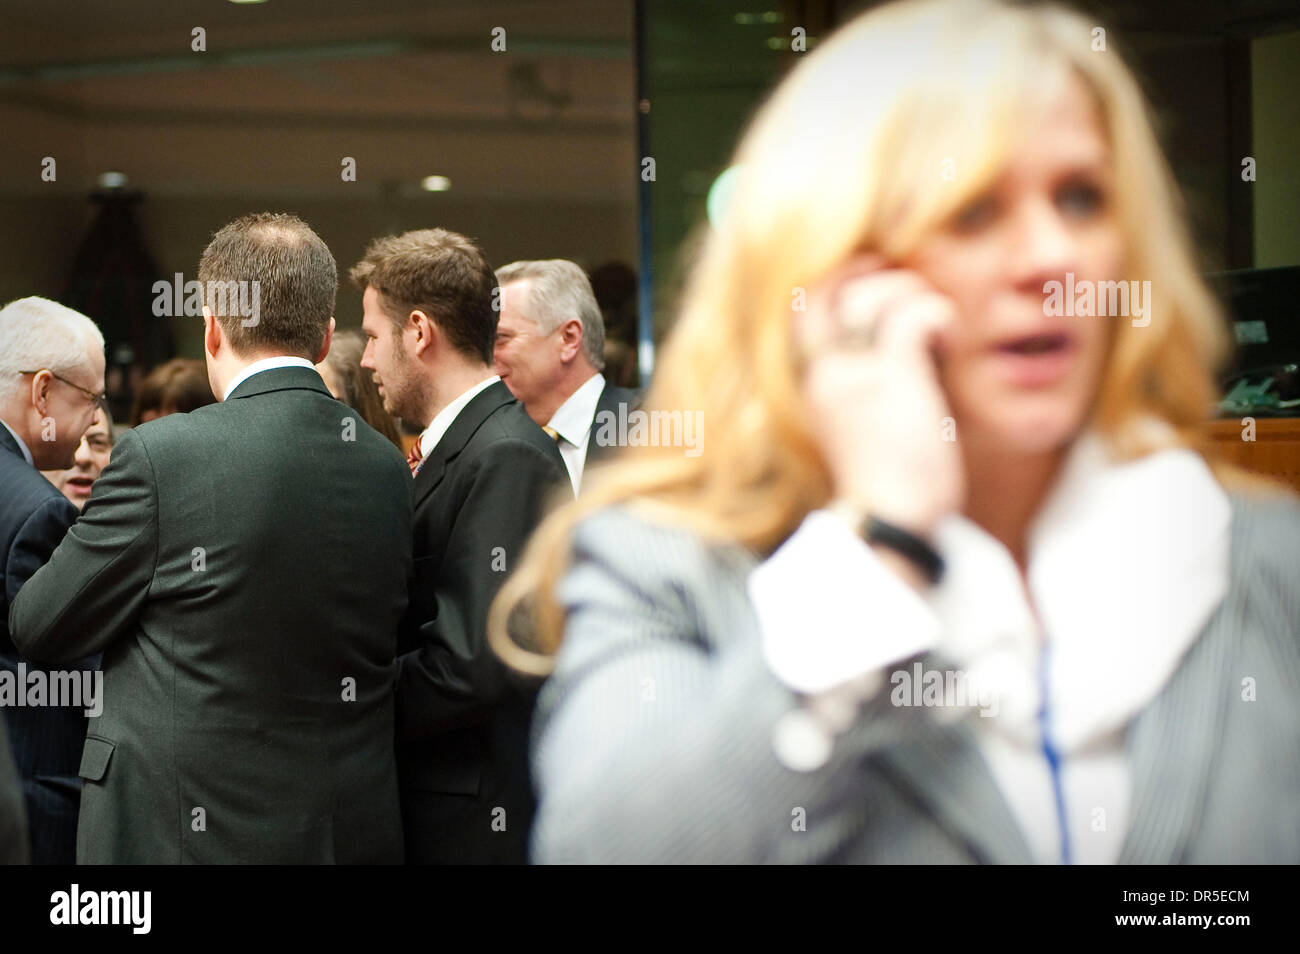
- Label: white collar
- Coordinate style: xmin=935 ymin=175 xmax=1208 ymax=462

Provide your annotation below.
xmin=929 ymin=429 xmax=1231 ymax=752
xmin=547 ymin=373 xmax=605 ymax=447
xmin=415 ymin=375 xmax=500 ymax=462
xmin=0 ymin=417 xmax=33 ymax=466
xmin=223 ymin=356 xmax=315 ymax=401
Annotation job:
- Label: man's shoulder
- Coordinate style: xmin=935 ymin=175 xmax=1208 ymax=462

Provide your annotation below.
xmin=130 ymin=400 xmax=224 ymax=445
xmin=467 ymin=396 xmax=561 ymax=460
xmin=432 ymin=401 xmax=564 ymax=501
xmin=0 ymin=446 xmax=72 ymax=526
xmin=602 ymin=382 xmax=641 ymax=403
xmin=596 ymin=382 xmax=641 ymax=414
xmin=136 ymin=389 xmax=399 ymax=461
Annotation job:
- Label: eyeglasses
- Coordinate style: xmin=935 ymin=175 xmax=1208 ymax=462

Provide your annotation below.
xmin=17 ymin=369 xmax=106 ymax=404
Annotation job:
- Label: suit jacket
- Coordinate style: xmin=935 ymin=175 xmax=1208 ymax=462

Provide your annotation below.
xmin=584 ymin=382 xmax=640 ymax=471
xmin=0 ymin=422 xmax=89 ymax=864
xmin=397 ymin=379 xmax=568 ymax=863
xmin=9 ymin=366 xmax=413 ymax=864
xmin=0 ymin=710 xmax=28 ymax=864
xmin=530 ymin=491 xmax=1300 ymax=863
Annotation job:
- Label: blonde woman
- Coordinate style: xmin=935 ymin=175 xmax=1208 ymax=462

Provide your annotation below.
xmin=491 ymin=0 xmax=1300 ymax=863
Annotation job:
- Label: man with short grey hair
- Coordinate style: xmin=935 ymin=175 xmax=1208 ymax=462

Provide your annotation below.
xmin=0 ymin=296 xmax=105 ymax=864
xmin=493 ymin=259 xmax=638 ymax=493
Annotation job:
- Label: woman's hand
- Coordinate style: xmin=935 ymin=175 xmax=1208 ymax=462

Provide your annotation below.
xmin=797 ymin=255 xmax=965 ymax=539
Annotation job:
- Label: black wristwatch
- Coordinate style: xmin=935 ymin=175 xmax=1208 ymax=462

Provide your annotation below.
xmin=832 ymin=505 xmax=945 ymax=584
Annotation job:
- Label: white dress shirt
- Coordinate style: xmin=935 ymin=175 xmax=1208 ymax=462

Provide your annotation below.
xmin=0 ymin=418 xmax=34 ymax=466
xmin=412 ymin=375 xmax=501 ymax=464
xmin=223 ymin=356 xmax=316 ymax=401
xmin=546 ymin=373 xmax=606 ymax=494
xmin=748 ymin=428 xmax=1231 ymax=864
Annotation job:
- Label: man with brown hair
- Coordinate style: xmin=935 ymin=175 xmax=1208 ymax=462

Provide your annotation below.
xmin=354 ymin=227 xmax=568 ymax=864
xmin=11 ymin=213 xmax=412 ymax=863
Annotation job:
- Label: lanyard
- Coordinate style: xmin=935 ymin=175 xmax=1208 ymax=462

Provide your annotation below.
xmin=1036 ymin=642 xmax=1072 ymax=864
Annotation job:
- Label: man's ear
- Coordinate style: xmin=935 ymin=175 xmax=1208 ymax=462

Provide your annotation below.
xmin=410 ymin=309 xmax=438 ymax=359
xmin=30 ymin=370 xmax=52 ymax=417
xmin=203 ymin=307 xmax=222 ymax=359
xmin=315 ymin=317 xmax=335 ymax=365
xmin=559 ymin=318 xmax=584 ymax=363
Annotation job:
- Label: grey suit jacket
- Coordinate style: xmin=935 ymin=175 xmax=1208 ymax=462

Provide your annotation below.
xmin=9 ymin=366 xmax=413 ymax=864
xmin=530 ymin=491 xmax=1300 ymax=863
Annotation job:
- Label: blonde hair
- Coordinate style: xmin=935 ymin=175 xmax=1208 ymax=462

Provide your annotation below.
xmin=490 ymin=0 xmax=1239 ymax=674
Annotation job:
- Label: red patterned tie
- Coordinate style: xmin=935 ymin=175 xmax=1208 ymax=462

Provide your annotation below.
xmin=406 ymin=439 xmax=423 ymax=476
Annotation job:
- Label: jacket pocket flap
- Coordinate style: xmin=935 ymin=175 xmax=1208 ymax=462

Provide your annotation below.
xmin=78 ymin=735 xmax=116 ymax=781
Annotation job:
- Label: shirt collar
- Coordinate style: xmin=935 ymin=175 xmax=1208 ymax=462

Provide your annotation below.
xmin=0 ymin=417 xmax=34 ymax=466
xmin=415 ymin=375 xmax=500 ymax=462
xmin=547 ymin=373 xmax=605 ymax=447
xmin=928 ymin=428 xmax=1231 ymax=752
xmin=223 ymin=356 xmax=315 ymax=401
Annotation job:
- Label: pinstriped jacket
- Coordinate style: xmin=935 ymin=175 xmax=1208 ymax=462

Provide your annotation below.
xmin=529 ymin=490 xmax=1300 ymax=863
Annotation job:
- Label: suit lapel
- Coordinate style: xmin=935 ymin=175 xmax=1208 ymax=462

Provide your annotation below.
xmin=413 ymin=381 xmax=514 ymax=509
xmin=871 ymin=604 xmax=1237 ymax=865
xmin=1117 ymin=495 xmax=1248 ymax=863
xmin=875 ymin=710 xmax=1036 ymax=864
xmin=876 ymin=610 xmax=1234 ymax=864
xmin=1117 ymin=589 xmax=1236 ymax=863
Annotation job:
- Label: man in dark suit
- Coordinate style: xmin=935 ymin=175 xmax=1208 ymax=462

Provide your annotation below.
xmin=0 ymin=296 xmax=106 ymax=864
xmin=10 ymin=213 xmax=412 ymax=863
xmin=352 ymin=228 xmax=569 ymax=863
xmin=494 ymin=259 xmax=639 ymax=493
xmin=0 ymin=712 xmax=27 ymax=863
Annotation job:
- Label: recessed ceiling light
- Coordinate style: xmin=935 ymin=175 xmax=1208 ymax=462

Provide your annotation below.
xmin=97 ymin=171 xmax=128 ymax=189
xmin=734 ymin=11 xmax=782 ymax=26
xmin=420 ymin=175 xmax=452 ymax=192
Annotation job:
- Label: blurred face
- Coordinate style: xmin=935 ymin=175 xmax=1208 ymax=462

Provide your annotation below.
xmin=29 ymin=349 xmax=106 ymax=470
xmin=43 ymin=406 xmax=112 ymax=509
xmin=494 ymin=279 xmax=562 ymax=411
xmin=904 ymin=70 xmax=1120 ymax=457
xmin=359 ymin=286 xmax=420 ymax=421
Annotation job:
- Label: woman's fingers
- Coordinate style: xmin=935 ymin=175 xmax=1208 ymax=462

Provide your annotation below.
xmin=832 ymin=270 xmax=937 ymax=350
xmin=793 ymin=253 xmax=888 ymax=356
xmin=796 ymin=262 xmax=964 ymax=536
xmin=873 ymin=289 xmax=956 ymax=361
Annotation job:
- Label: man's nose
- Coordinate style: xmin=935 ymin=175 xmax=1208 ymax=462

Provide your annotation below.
xmin=73 ymin=437 xmax=93 ymax=467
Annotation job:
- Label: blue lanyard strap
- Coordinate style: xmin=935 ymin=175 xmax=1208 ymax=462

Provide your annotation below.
xmin=1036 ymin=644 xmax=1072 ymax=865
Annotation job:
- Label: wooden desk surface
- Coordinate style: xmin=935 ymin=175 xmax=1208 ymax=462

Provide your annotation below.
xmin=1203 ymin=416 xmax=1300 ymax=493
